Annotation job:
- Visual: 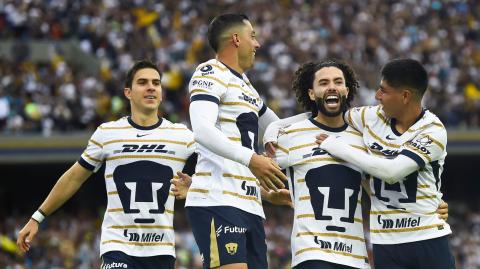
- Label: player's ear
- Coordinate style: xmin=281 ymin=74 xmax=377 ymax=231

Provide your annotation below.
xmin=345 ymin=86 xmax=349 ymax=98
xmin=402 ymin=89 xmax=412 ymax=104
xmin=308 ymin=88 xmax=315 ymax=101
xmin=232 ymin=33 xmax=240 ymax=48
xmin=124 ymin=88 xmax=132 ymax=100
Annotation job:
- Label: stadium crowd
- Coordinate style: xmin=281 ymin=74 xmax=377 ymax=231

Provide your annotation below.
xmin=1 ymin=202 xmax=479 ymax=269
xmin=0 ymin=0 xmax=480 ymax=135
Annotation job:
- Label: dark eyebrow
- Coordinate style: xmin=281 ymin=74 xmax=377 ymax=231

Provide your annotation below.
xmin=136 ymin=78 xmax=160 ymax=81
xmin=318 ymin=77 xmax=343 ymax=83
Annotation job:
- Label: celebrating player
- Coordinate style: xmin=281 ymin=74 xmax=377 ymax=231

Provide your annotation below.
xmin=318 ymin=58 xmax=454 ymax=269
xmin=273 ymin=60 xmax=370 ymax=269
xmin=185 ymin=13 xmax=298 ymax=269
xmin=17 ymin=60 xmax=196 ymax=269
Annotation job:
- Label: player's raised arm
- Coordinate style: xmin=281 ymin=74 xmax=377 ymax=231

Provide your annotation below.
xmin=17 ymin=162 xmax=92 ymax=252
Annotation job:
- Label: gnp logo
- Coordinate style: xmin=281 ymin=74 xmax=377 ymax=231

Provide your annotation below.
xmin=225 ymin=242 xmax=238 ymax=255
xmin=113 ymin=161 xmax=173 ymax=223
xmin=102 ymin=262 xmax=128 ymax=269
xmin=192 ymin=79 xmax=214 ymax=89
xmin=377 ymin=215 xmax=421 ymax=229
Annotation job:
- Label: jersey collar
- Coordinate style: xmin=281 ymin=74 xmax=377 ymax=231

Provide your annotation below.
xmin=128 ymin=116 xmax=163 ymax=130
xmin=390 ymin=108 xmax=426 ymax=136
xmin=309 ymin=117 xmax=348 ymax=132
xmin=220 ymin=61 xmax=243 ymax=80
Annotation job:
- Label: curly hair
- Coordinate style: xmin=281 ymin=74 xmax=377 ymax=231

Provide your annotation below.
xmin=292 ymin=59 xmax=359 ymax=116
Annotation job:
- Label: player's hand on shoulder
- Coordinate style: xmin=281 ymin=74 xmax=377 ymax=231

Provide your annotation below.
xmin=171 ymin=171 xmax=192 ymax=200
xmin=17 ymin=219 xmax=40 ymax=253
xmin=249 ymin=154 xmax=286 ymax=191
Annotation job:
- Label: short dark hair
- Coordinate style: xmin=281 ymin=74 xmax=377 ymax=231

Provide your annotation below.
xmin=293 ymin=59 xmax=359 ymax=116
xmin=381 ymin=58 xmax=428 ymax=99
xmin=207 ymin=13 xmax=249 ymax=52
xmin=125 ymin=60 xmax=161 ymax=88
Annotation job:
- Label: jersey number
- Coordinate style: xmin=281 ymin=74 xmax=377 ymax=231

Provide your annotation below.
xmin=305 ymin=164 xmax=362 ymax=232
xmin=113 ymin=160 xmax=173 ymax=223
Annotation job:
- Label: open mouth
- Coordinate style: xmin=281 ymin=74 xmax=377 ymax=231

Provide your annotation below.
xmin=324 ymin=95 xmax=340 ymax=108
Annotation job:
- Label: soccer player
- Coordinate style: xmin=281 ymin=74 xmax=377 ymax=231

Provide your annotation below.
xmin=318 ymin=58 xmax=455 ymax=269
xmin=273 ymin=60 xmax=371 ymax=269
xmin=16 ymin=60 xmax=196 ymax=269
xmin=185 ymin=13 xmax=294 ymax=269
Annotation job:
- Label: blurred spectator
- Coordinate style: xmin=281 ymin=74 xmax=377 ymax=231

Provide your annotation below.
xmin=0 ymin=0 xmax=479 ymax=135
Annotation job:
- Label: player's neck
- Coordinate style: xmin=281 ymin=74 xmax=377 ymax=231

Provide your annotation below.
xmin=394 ymin=104 xmax=422 ymax=134
xmin=130 ymin=110 xmax=160 ymax=127
xmin=314 ymin=114 xmax=345 ymax=128
xmin=217 ymin=50 xmax=244 ymax=74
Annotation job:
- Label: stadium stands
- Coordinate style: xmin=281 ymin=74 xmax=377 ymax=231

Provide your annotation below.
xmin=0 ymin=0 xmax=479 ymax=135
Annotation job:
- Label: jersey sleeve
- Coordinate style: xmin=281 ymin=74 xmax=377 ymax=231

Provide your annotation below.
xmin=400 ymin=126 xmax=447 ymax=168
xmin=78 ymin=127 xmax=105 ymax=172
xmin=273 ymin=128 xmax=290 ymax=169
xmin=189 ymin=64 xmax=228 ymax=104
xmin=344 ymin=107 xmax=367 ymax=133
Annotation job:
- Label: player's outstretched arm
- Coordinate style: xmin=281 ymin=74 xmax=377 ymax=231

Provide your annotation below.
xmin=171 ymin=171 xmax=192 ymax=200
xmin=317 ymin=134 xmax=419 ymax=184
xmin=17 ymin=162 xmax=92 ymax=253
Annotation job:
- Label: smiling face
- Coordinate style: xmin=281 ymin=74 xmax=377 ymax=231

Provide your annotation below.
xmin=124 ymin=68 xmax=162 ymax=115
xmin=375 ymin=79 xmax=405 ymax=118
xmin=308 ymin=66 xmax=349 ymax=117
xmin=237 ymin=20 xmax=260 ymax=71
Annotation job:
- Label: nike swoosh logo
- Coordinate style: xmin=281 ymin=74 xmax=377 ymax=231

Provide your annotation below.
xmin=136 ymin=134 xmax=150 ymax=137
xmin=385 ymin=135 xmax=395 ymax=140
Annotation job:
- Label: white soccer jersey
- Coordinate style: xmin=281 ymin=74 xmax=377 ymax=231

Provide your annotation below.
xmin=275 ymin=119 xmax=370 ymax=268
xmin=345 ymin=105 xmax=451 ymax=244
xmin=79 ymin=117 xmax=195 ymax=257
xmin=185 ymin=59 xmax=267 ymax=218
